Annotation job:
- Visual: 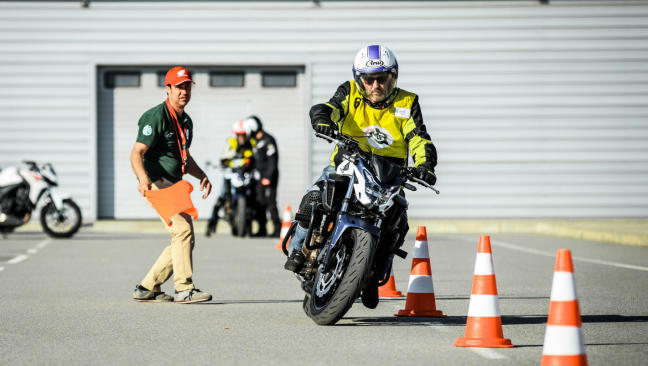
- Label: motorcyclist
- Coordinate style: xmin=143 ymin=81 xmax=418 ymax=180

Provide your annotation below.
xmin=283 ymin=44 xmax=438 ymax=308
xmin=243 ymin=116 xmax=281 ymax=238
xmin=205 ymin=120 xmax=256 ymax=236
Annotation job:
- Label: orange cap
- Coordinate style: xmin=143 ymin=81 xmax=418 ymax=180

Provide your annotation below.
xmin=165 ymin=66 xmax=193 ymax=86
xmin=478 ymin=235 xmax=492 ymax=253
xmin=555 ymin=248 xmax=574 ymax=272
xmin=416 ymin=226 xmax=428 ymax=241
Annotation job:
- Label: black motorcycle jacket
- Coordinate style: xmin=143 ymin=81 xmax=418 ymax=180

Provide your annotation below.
xmin=253 ymin=132 xmax=279 ymax=185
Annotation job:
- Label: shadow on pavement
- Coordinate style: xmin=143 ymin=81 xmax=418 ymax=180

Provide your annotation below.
xmin=502 ymin=314 xmax=648 ymax=325
xmin=345 ymin=314 xmax=648 ymax=326
xmin=198 ymin=299 xmax=304 ymax=305
xmin=512 ymin=342 xmax=648 ymax=348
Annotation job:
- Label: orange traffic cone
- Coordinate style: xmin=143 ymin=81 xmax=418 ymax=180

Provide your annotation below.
xmin=455 ymin=235 xmax=513 ymax=348
xmin=275 ymin=205 xmax=292 ymax=250
xmin=396 ymin=226 xmax=444 ymax=317
xmin=541 ymin=249 xmax=587 ymax=366
xmin=379 ymin=267 xmax=403 ymax=298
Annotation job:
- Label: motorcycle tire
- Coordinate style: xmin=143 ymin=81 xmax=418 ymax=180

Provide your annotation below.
xmin=304 ymin=228 xmax=376 ymax=325
xmin=235 ymin=196 xmax=247 ymax=237
xmin=40 ymin=198 xmax=82 ymax=238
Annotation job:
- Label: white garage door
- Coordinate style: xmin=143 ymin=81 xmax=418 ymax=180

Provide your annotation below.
xmin=98 ymin=66 xmax=308 ymax=219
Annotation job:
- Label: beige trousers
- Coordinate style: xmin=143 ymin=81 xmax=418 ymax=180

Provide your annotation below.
xmin=140 ymin=181 xmax=195 ymax=292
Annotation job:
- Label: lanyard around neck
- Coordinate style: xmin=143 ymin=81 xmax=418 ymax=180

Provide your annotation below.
xmin=165 ymin=99 xmax=187 ymax=174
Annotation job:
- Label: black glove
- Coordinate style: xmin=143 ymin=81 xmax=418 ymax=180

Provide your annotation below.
xmin=416 ymin=163 xmax=437 ymax=185
xmin=313 ymin=121 xmax=336 ymax=137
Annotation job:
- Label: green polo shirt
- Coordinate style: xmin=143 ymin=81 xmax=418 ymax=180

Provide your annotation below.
xmin=136 ymin=102 xmax=193 ymax=183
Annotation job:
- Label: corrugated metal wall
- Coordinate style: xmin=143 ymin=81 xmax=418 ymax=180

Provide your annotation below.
xmin=1 ymin=0 xmax=647 ymax=221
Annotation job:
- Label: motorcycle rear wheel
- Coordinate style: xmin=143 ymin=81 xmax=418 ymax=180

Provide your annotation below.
xmin=303 ymin=228 xmax=376 ymax=325
xmin=40 ymin=198 xmax=82 ymax=238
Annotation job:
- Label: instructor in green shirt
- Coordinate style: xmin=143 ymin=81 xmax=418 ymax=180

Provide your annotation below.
xmin=129 ymin=66 xmax=213 ymax=304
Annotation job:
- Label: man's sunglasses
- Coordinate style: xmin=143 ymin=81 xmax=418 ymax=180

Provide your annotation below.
xmin=361 ymin=73 xmax=390 ymax=84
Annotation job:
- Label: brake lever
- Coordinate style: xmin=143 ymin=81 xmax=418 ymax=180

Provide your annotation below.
xmin=314 ymin=132 xmax=336 ymax=143
xmin=403 ymin=168 xmax=440 ymax=194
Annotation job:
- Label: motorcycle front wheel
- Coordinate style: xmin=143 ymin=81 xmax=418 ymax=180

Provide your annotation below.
xmin=40 ymin=198 xmax=82 ymax=238
xmin=303 ymin=228 xmax=376 ymax=325
xmin=235 ymin=196 xmax=248 ymax=237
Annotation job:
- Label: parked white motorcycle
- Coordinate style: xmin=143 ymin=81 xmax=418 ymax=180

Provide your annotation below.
xmin=0 ymin=161 xmax=82 ymax=238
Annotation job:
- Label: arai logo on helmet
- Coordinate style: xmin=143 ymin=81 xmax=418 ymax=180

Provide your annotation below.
xmin=365 ymin=59 xmax=384 ymax=67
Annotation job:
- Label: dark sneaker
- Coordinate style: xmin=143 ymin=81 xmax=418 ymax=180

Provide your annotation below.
xmin=133 ymin=284 xmax=173 ymax=302
xmin=174 ymin=289 xmax=212 ymax=304
xmin=361 ymin=284 xmax=379 ymax=309
xmin=284 ymin=250 xmax=306 ymax=272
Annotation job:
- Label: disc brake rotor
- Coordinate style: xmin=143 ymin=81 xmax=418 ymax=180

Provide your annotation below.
xmin=315 ymin=245 xmax=347 ymax=297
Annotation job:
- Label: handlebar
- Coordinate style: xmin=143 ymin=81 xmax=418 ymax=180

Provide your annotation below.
xmin=315 ymin=131 xmax=439 ymax=194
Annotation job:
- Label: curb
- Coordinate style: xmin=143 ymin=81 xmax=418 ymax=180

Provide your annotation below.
xmin=408 ymin=219 xmax=648 ymax=247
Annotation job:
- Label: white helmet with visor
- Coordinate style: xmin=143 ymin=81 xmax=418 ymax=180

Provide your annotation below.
xmin=352 ymin=44 xmax=398 ymax=102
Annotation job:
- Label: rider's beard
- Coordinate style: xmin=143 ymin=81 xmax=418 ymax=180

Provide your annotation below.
xmin=367 ymin=87 xmax=386 ymax=103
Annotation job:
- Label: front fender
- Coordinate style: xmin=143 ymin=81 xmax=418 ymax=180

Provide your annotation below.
xmin=329 ymin=213 xmax=379 ymax=247
xmin=47 ymin=188 xmax=71 ymax=211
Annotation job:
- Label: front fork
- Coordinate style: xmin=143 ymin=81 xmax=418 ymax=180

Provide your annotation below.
xmin=39 ymin=187 xmax=68 ymax=213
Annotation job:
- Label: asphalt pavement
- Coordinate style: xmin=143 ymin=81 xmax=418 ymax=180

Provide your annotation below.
xmin=1 ymin=227 xmax=647 ymax=365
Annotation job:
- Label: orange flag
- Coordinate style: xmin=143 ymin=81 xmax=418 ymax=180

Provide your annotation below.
xmin=144 ymin=180 xmax=198 ymax=226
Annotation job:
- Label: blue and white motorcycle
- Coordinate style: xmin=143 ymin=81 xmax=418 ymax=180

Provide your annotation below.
xmin=281 ymin=132 xmax=438 ymax=325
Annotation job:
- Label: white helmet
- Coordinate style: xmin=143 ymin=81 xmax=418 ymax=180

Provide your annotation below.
xmin=242 ymin=115 xmax=262 ymax=135
xmin=352 ymin=44 xmax=398 ymax=101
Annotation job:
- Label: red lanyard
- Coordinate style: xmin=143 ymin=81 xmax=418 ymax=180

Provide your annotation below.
xmin=165 ymin=99 xmax=187 ymax=175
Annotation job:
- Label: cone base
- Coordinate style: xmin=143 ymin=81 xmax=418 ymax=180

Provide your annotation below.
xmin=396 ymin=309 xmax=445 ymax=317
xmin=541 ymin=354 xmax=587 ymax=366
xmin=379 ymin=291 xmax=403 ymax=298
xmin=454 ymin=337 xmax=513 ymax=348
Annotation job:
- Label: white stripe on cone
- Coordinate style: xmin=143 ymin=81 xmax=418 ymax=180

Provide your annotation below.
xmin=466 ymin=294 xmax=501 ymax=317
xmin=550 ymin=272 xmax=578 ymax=301
xmin=406 ymin=275 xmax=435 ymax=293
xmin=282 ymin=211 xmax=291 ymax=222
xmin=542 ymin=326 xmax=586 ymax=355
xmin=413 ymin=240 xmax=430 ymax=258
xmin=474 ymin=253 xmax=495 ymax=275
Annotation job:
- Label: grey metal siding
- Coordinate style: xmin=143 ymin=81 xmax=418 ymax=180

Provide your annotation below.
xmin=1 ymin=1 xmax=647 ymax=221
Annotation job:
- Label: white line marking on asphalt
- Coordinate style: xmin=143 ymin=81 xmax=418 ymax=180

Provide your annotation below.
xmin=469 ymin=348 xmax=508 ymax=359
xmin=27 ymin=248 xmax=38 ymax=254
xmin=0 ymin=267 xmax=4 ymax=272
xmin=493 ymin=240 xmax=648 ymax=272
xmin=8 ymin=254 xmax=28 ymax=264
xmin=36 ymin=239 xmax=50 ymax=249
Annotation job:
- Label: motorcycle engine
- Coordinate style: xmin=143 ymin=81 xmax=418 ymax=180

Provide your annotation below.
xmin=1 ymin=185 xmax=32 ymax=218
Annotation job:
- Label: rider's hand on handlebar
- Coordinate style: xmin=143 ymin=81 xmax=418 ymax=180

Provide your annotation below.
xmin=313 ymin=121 xmax=336 ymax=137
xmin=416 ymin=163 xmax=437 ymax=185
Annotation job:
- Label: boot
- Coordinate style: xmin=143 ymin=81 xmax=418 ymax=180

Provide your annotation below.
xmin=252 ymin=221 xmax=267 ymax=237
xmin=284 ymin=250 xmax=306 ymax=272
xmin=361 ymin=283 xmax=379 ymax=309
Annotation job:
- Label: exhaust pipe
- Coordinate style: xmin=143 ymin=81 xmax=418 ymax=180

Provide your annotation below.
xmin=0 ymin=213 xmax=23 ymax=227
